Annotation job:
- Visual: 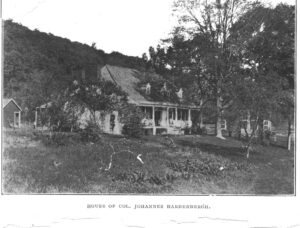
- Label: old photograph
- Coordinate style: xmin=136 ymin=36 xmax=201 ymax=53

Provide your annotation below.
xmin=1 ymin=0 xmax=295 ymax=195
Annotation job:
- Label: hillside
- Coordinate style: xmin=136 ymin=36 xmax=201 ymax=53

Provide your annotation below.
xmin=3 ymin=20 xmax=148 ymax=120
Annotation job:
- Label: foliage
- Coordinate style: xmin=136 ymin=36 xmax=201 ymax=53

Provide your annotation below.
xmin=145 ymin=1 xmax=295 ymax=141
xmin=3 ymin=130 xmax=294 ymax=194
xmin=78 ymin=121 xmax=102 ymax=143
xmin=118 ymin=104 xmax=145 ymax=138
xmin=3 ymin=20 xmax=147 ymax=121
xmin=69 ymin=78 xmax=127 ymax=114
xmin=231 ymin=4 xmax=295 ymax=90
xmin=229 ymin=3 xmax=295 ymax=150
xmin=145 ymin=0 xmax=259 ymax=138
xmin=137 ymin=73 xmax=181 ymax=103
xmin=40 ymin=94 xmax=82 ymax=132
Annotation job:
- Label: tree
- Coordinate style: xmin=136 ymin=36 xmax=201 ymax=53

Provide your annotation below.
xmin=3 ymin=19 xmax=149 ymax=122
xmin=274 ymin=90 xmax=294 ymax=150
xmin=231 ymin=70 xmax=277 ymax=157
xmin=68 ymin=78 xmax=127 ymax=129
xmin=148 ymin=35 xmax=216 ymax=127
xmin=165 ymin=0 xmax=258 ymax=139
xmin=230 ymin=3 xmax=295 ymax=149
xmin=40 ymin=95 xmax=80 ymax=132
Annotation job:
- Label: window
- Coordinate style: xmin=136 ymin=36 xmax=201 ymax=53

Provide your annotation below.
xmin=178 ymin=109 xmax=188 ymax=121
xmin=220 ymin=119 xmax=227 ymax=130
xmin=110 ymin=114 xmax=115 ymax=131
xmin=263 ymin=120 xmax=270 ymax=130
xmin=169 ymin=108 xmax=175 ymax=120
xmin=140 ymin=106 xmax=153 ymax=119
xmin=14 ymin=111 xmax=20 ymax=128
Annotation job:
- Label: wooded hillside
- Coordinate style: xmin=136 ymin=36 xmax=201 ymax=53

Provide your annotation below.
xmin=3 ymin=20 xmax=147 ymax=120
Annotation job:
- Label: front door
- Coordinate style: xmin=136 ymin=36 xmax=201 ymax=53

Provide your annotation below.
xmin=14 ymin=112 xmax=20 ymax=128
xmin=155 ymin=110 xmax=161 ymax=126
xmin=110 ymin=114 xmax=115 ymax=132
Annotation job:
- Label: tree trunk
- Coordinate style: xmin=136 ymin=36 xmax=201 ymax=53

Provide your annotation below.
xmin=199 ymin=111 xmax=204 ymax=128
xmin=199 ymin=99 xmax=204 ymax=128
xmin=216 ymin=96 xmax=225 ymax=139
xmin=245 ymin=116 xmax=259 ymax=159
xmin=257 ymin=119 xmax=264 ymax=145
xmin=242 ymin=125 xmax=249 ymax=140
xmin=287 ymin=118 xmax=292 ymax=150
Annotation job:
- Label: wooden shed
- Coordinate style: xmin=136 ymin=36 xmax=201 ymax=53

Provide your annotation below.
xmin=2 ymin=98 xmax=22 ymax=128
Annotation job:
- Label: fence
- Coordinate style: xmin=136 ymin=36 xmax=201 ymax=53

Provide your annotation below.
xmin=270 ymin=134 xmax=295 ymax=149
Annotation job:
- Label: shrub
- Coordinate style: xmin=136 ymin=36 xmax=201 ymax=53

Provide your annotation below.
xmin=78 ymin=121 xmax=102 ymax=143
xmin=192 ymin=125 xmax=207 ymax=135
xmin=119 ymin=104 xmax=145 ymax=138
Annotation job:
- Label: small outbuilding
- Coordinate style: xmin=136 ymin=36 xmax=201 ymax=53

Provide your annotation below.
xmin=2 ymin=98 xmax=22 ymax=128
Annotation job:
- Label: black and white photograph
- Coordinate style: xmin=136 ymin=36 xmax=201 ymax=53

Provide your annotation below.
xmin=1 ymin=0 xmax=299 ymax=227
xmin=0 ymin=0 xmax=296 ymax=197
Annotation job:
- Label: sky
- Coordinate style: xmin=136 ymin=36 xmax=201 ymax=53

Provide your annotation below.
xmin=2 ymin=0 xmax=295 ymax=57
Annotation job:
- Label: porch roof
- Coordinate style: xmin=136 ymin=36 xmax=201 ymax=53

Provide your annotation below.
xmin=137 ymin=101 xmax=201 ymax=110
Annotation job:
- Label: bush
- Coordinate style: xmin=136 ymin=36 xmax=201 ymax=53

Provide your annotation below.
xmin=263 ymin=129 xmax=275 ymax=140
xmin=191 ymin=125 xmax=207 ymax=135
xmin=119 ymin=104 xmax=144 ymax=138
xmin=78 ymin=121 xmax=102 ymax=143
xmin=122 ymin=117 xmax=144 ymax=138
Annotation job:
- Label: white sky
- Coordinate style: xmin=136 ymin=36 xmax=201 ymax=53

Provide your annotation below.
xmin=2 ymin=0 xmax=295 ymax=57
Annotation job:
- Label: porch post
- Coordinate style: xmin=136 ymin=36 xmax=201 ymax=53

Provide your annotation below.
xmin=35 ymin=108 xmax=38 ymax=129
xmin=19 ymin=111 xmax=21 ymax=128
xmin=188 ymin=109 xmax=191 ymax=134
xmin=175 ymin=107 xmax=178 ymax=121
xmin=166 ymin=107 xmax=169 ymax=127
xmin=152 ymin=106 xmax=156 ymax=135
xmin=247 ymin=110 xmax=251 ymax=133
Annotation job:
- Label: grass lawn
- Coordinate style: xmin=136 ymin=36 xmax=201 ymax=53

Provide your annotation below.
xmin=2 ymin=128 xmax=295 ymax=195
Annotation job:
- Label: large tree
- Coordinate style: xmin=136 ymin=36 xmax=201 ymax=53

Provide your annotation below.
xmin=162 ymin=0 xmax=258 ymax=139
xmin=230 ymin=3 xmax=295 ymax=147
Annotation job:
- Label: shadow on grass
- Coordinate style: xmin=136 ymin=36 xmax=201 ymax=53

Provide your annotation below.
xmin=175 ymin=138 xmax=246 ymax=162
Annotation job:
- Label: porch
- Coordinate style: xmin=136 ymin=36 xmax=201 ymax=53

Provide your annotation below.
xmin=140 ymin=105 xmax=193 ymax=135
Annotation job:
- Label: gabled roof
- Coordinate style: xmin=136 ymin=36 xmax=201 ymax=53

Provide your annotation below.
xmin=100 ymin=65 xmax=200 ymax=109
xmin=101 ymin=65 xmax=149 ymax=104
xmin=2 ymin=98 xmax=22 ymax=111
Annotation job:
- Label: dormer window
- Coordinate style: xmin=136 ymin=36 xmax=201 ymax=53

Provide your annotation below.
xmin=177 ymin=88 xmax=183 ymax=99
xmin=146 ymin=83 xmax=151 ymax=95
xmin=161 ymin=82 xmax=170 ymax=96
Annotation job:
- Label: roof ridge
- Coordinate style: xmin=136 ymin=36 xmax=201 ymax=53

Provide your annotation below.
xmin=2 ymin=98 xmax=22 ymax=111
xmin=104 ymin=65 xmax=118 ymax=85
xmin=104 ymin=64 xmax=141 ymax=72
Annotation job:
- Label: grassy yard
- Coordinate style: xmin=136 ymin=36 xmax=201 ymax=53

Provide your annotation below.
xmin=2 ymin=128 xmax=295 ymax=195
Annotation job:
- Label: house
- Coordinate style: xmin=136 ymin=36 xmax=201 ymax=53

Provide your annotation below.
xmin=2 ymin=98 xmax=22 ymax=128
xmin=35 ymin=65 xmax=203 ymax=135
xmin=96 ymin=65 xmax=202 ymax=135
